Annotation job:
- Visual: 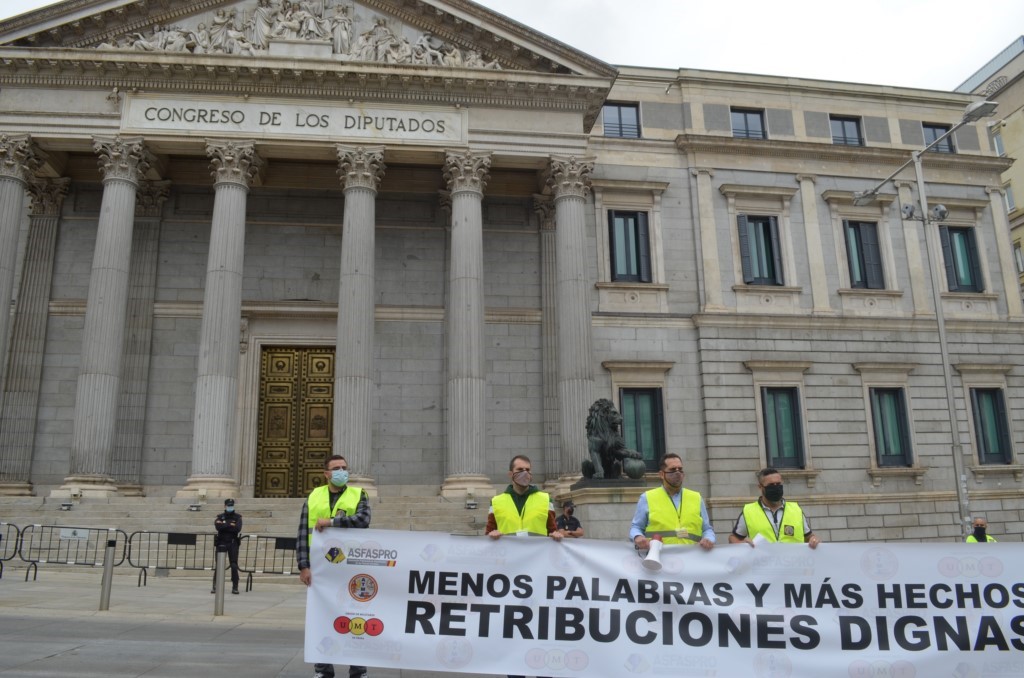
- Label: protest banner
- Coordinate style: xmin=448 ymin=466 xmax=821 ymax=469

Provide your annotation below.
xmin=305 ymin=529 xmax=1023 ymax=676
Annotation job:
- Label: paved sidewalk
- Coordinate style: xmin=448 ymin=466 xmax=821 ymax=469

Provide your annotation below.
xmin=0 ymin=567 xmax=493 ymax=678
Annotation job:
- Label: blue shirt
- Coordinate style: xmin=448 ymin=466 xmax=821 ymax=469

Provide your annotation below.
xmin=628 ymin=488 xmax=716 ymax=543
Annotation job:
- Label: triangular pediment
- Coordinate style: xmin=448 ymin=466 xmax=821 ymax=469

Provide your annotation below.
xmin=0 ymin=0 xmax=615 ymax=78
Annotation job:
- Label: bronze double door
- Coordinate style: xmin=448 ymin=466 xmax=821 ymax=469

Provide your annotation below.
xmin=255 ymin=347 xmax=335 ymax=498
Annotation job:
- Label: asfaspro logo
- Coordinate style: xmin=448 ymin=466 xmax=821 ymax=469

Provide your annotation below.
xmin=345 ymin=542 xmax=398 ymax=567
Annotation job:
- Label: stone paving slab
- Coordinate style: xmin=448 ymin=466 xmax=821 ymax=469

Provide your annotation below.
xmin=0 ymin=567 xmax=498 ymax=678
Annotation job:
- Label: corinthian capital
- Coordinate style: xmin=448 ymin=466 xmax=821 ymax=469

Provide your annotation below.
xmin=336 ymin=145 xmax=386 ymax=191
xmin=135 ymin=180 xmax=171 ymax=217
xmin=93 ymin=135 xmax=153 ymax=184
xmin=443 ymin=150 xmax=491 ymax=195
xmin=27 ymin=177 xmax=70 ymax=217
xmin=546 ymin=156 xmax=594 ymax=200
xmin=206 ymin=139 xmax=263 ymax=188
xmin=0 ymin=133 xmax=40 ymax=183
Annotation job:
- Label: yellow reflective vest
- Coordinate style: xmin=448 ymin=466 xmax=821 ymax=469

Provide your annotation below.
xmin=645 ymin=487 xmax=703 ymax=545
xmin=306 ymin=484 xmax=362 ymax=544
xmin=742 ymin=500 xmax=805 ymax=543
xmin=492 ymin=491 xmax=550 ymax=535
xmin=965 ymin=534 xmax=997 ymax=543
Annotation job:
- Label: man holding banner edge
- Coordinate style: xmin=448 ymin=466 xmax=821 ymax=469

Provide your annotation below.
xmin=296 ymin=454 xmax=370 ymax=678
xmin=629 ymin=453 xmax=715 ymax=551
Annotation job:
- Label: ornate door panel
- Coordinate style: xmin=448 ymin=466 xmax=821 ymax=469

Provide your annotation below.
xmin=255 ymin=347 xmax=335 ymax=498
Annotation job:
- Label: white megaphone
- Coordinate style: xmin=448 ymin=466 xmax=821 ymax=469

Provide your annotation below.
xmin=642 ymin=537 xmax=663 ymax=571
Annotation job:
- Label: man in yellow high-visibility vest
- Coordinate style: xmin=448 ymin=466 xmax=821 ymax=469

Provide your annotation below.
xmin=630 ymin=453 xmax=715 ymax=550
xmin=296 ymin=454 xmax=369 ymax=678
xmin=729 ymin=467 xmax=820 ymax=548
xmin=966 ymin=516 xmax=997 ymax=543
xmin=486 ymin=454 xmax=561 ymax=678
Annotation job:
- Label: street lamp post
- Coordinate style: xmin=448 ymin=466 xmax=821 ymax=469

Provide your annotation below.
xmin=852 ymin=100 xmax=998 ymax=534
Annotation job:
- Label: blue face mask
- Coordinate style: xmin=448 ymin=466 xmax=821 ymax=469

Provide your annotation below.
xmin=330 ymin=469 xmax=349 ymax=487
xmin=225 ymin=506 xmax=235 ymax=513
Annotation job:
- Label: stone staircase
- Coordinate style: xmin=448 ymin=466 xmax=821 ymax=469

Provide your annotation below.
xmin=0 ymin=494 xmax=492 ymax=539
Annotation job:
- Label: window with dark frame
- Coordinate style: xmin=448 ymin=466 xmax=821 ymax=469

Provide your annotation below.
xmin=738 ymin=214 xmax=783 ymax=285
xmin=923 ymin=123 xmax=955 ymax=153
xmin=869 ymin=388 xmax=912 ymax=467
xmin=609 ymin=210 xmax=652 ymax=283
xmin=731 ymin=108 xmax=767 ymax=140
xmin=830 ymin=115 xmax=863 ymax=146
xmin=970 ymin=388 xmax=1013 ymax=465
xmin=939 ymin=226 xmax=984 ymax=292
xmin=620 ymin=388 xmax=665 ymax=471
xmin=602 ymin=103 xmax=640 ymax=139
xmin=844 ymin=220 xmax=884 ymax=289
xmin=762 ymin=386 xmax=804 ymax=468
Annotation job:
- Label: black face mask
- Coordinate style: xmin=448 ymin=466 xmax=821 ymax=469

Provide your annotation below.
xmin=763 ymin=484 xmax=784 ymax=503
xmin=973 ymin=527 xmax=987 ymax=541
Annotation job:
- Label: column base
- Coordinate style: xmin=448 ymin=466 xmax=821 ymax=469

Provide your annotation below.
xmin=543 ymin=474 xmax=582 ymax=499
xmin=349 ymin=474 xmax=378 ymax=498
xmin=175 ymin=476 xmax=240 ymax=501
xmin=0 ymin=481 xmax=34 ymax=496
xmin=440 ymin=474 xmax=496 ymax=501
xmin=117 ymin=483 xmax=146 ymax=497
xmin=51 ymin=475 xmax=119 ymax=498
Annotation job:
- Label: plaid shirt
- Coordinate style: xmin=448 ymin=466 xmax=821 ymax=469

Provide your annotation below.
xmin=296 ymin=487 xmax=371 ymax=570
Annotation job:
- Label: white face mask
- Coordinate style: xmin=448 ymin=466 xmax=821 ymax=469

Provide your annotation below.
xmin=330 ymin=469 xmax=349 ymax=487
xmin=512 ymin=470 xmax=531 ymax=487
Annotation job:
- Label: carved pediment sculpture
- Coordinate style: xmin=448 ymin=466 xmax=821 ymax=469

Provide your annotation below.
xmin=19 ymin=0 xmax=508 ymax=70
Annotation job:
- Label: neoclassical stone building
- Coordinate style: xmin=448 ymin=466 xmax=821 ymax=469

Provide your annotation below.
xmin=0 ymin=0 xmax=1021 ymax=541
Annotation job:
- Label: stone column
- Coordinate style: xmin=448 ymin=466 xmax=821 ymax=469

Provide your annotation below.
xmin=58 ymin=136 xmax=153 ymax=498
xmin=334 ymin=145 xmax=385 ymax=494
xmin=547 ymin=156 xmax=596 ymax=475
xmin=0 ymin=178 xmax=67 ymax=496
xmin=796 ymin=174 xmax=832 ymax=314
xmin=691 ymin=168 xmax=724 ymax=311
xmin=113 ymin=181 xmax=170 ymax=495
xmin=534 ymin=195 xmax=564 ymax=487
xmin=440 ymin=150 xmax=494 ymax=499
xmin=0 ymin=134 xmax=39 ymax=390
xmin=179 ymin=140 xmax=263 ymax=499
xmin=986 ymin=186 xmax=1024 ymax=320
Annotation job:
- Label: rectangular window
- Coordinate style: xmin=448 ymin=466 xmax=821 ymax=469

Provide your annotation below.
xmin=970 ymin=388 xmax=1012 ymax=464
xmin=603 ymin=103 xmax=640 ymax=138
xmin=620 ymin=388 xmax=665 ymax=471
xmin=1006 ymin=186 xmax=1017 ymax=213
xmin=844 ymin=220 xmax=884 ymax=289
xmin=870 ymin=388 xmax=912 ymax=467
xmin=731 ymin=108 xmax=766 ymax=139
xmin=1014 ymin=243 xmax=1024 ymax=275
xmin=923 ymin=123 xmax=955 ymax=153
xmin=608 ymin=210 xmax=652 ymax=282
xmin=939 ymin=226 xmax=984 ymax=292
xmin=992 ymin=130 xmax=1005 ymax=156
xmin=738 ymin=215 xmax=783 ymax=285
xmin=830 ymin=115 xmax=863 ymax=146
xmin=762 ymin=387 xmax=804 ymax=468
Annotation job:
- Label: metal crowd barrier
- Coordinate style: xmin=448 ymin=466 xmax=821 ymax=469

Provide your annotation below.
xmin=127 ymin=530 xmax=221 ymax=586
xmin=17 ymin=524 xmax=128 ymax=581
xmin=0 ymin=522 xmax=20 ymax=579
xmin=237 ymin=535 xmax=297 ymax=591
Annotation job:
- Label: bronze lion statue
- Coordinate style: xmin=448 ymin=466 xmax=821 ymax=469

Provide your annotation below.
xmin=581 ymin=399 xmax=646 ymax=480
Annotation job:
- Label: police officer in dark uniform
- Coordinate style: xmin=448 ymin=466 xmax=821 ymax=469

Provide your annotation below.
xmin=213 ymin=498 xmax=243 ymax=594
xmin=556 ymin=500 xmax=584 ymax=538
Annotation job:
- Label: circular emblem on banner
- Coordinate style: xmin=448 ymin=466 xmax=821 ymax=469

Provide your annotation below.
xmin=753 ymin=650 xmax=792 ymax=677
xmin=859 ymin=547 xmax=899 ymax=581
xmin=436 ymin=638 xmax=473 ymax=668
xmin=348 ymin=573 xmax=379 ymax=602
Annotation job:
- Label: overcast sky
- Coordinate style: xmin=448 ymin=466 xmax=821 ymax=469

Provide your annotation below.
xmin=2 ymin=0 xmax=1022 ymax=91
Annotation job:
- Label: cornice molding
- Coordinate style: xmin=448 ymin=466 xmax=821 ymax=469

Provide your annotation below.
xmin=0 ymin=47 xmax=610 ymax=127
xmin=676 ymin=133 xmax=1014 ymax=174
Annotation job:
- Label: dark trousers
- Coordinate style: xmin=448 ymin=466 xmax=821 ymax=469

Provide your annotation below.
xmin=211 ymin=541 xmax=239 ymax=590
xmin=312 ymin=664 xmax=366 ymax=677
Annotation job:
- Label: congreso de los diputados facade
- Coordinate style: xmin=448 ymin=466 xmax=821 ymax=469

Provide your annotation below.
xmin=0 ymin=0 xmax=1021 ymax=541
